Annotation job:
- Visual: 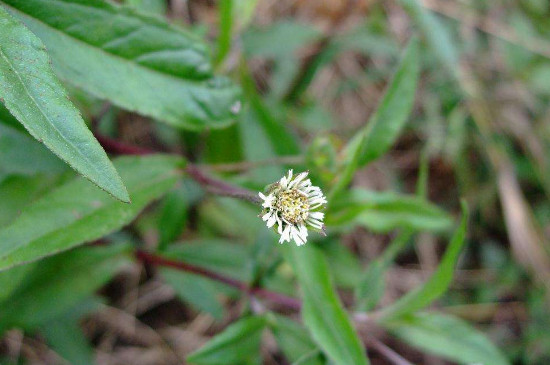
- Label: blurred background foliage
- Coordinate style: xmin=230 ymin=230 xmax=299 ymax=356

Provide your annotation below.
xmin=1 ymin=0 xmax=550 ymax=364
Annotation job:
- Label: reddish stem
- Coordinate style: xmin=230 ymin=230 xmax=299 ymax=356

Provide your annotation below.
xmin=185 ymin=164 xmax=262 ymax=204
xmin=95 ymin=134 xmax=153 ymax=155
xmin=135 ymin=250 xmax=302 ymax=310
xmin=96 ymin=133 xmax=261 ymax=204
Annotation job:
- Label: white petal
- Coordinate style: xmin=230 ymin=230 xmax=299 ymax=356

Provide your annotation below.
xmin=291 ymin=226 xmax=306 ymax=246
xmin=299 ymin=179 xmax=312 ymax=188
xmin=298 ymin=224 xmax=308 ymax=240
xmin=279 ymin=225 xmax=291 ymax=244
xmin=262 ymin=212 xmax=272 ymax=222
xmin=259 ymin=192 xmax=267 ymax=200
xmin=307 ymin=218 xmax=323 ymax=229
xmin=267 ymin=214 xmax=277 ymax=228
xmin=262 ymin=194 xmax=275 ymax=208
xmin=287 ymin=169 xmax=294 ymax=181
xmin=276 ymin=216 xmax=283 ymax=233
xmin=309 ymin=212 xmax=324 ymax=220
xmin=290 ymin=171 xmax=308 ymax=188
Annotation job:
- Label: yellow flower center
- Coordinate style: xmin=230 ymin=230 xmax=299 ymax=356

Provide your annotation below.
xmin=276 ymin=189 xmax=309 ymax=224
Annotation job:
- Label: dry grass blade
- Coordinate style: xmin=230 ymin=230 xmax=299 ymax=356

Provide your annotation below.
xmin=497 ymin=162 xmax=550 ymax=301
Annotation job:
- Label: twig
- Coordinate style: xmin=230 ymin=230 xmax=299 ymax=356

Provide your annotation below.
xmin=135 ymin=250 xmax=302 ymax=310
xmin=365 ymin=336 xmax=414 ymax=365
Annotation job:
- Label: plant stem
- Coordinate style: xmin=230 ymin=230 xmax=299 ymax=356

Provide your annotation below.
xmin=95 ymin=133 xmax=153 ymax=155
xmin=95 ymin=133 xmax=262 ymax=204
xmin=135 ymin=250 xmax=301 ymax=310
xmin=185 ymin=164 xmax=262 ymax=204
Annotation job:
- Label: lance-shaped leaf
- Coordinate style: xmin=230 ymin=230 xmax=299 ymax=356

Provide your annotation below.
xmin=283 ymin=244 xmax=369 ymax=365
xmin=327 ymin=189 xmax=453 ymax=233
xmin=378 ymin=202 xmax=468 ymax=321
xmin=0 ymin=6 xmax=128 ymax=201
xmin=329 ymin=38 xmax=419 ymax=200
xmin=1 ymin=0 xmax=241 ymax=130
xmin=346 ymin=37 xmax=420 ymax=166
xmin=0 ymin=244 xmax=129 ymax=333
xmin=187 ymin=316 xmax=266 ymax=365
xmin=268 ymin=314 xmax=325 ymax=365
xmin=385 ymin=312 xmax=510 ymax=365
xmin=0 ymin=123 xmax=66 ymax=177
xmin=0 ymin=155 xmax=182 ymax=271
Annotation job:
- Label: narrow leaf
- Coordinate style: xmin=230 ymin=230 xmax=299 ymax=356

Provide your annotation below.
xmin=0 ymin=155 xmax=182 ymax=270
xmin=347 ymin=37 xmax=420 ymax=166
xmin=282 ymin=244 xmax=369 ymax=365
xmin=378 ymin=202 xmax=469 ymax=321
xmin=164 ymin=239 xmax=251 ymax=282
xmin=187 ymin=316 xmax=266 ymax=365
xmin=1 ymin=0 xmax=241 ymax=130
xmin=0 ymin=123 xmax=66 ymax=177
xmin=0 ymin=6 xmax=128 ymax=201
xmin=330 ymin=37 xmax=419 ymax=200
xmin=161 ymin=268 xmax=224 ymax=319
xmin=355 ymin=231 xmax=412 ymax=311
xmin=268 ymin=314 xmax=325 ymax=365
xmin=397 ymin=0 xmax=460 ymax=78
xmin=327 ymin=189 xmax=453 ymax=233
xmin=0 ymin=244 xmax=129 ymax=332
xmin=41 ymin=318 xmax=94 ymax=365
xmin=385 ymin=312 xmax=510 ymax=365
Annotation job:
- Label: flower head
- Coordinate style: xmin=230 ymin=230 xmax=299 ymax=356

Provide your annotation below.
xmin=259 ymin=170 xmax=327 ymax=246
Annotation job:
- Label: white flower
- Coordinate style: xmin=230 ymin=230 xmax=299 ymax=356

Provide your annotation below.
xmin=259 ymin=170 xmax=327 ymax=246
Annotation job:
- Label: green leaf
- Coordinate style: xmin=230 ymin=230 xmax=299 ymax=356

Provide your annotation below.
xmin=355 ymin=231 xmax=412 ymax=311
xmin=0 ymin=244 xmax=129 ymax=333
xmin=330 ymin=38 xmax=419 ymax=200
xmin=240 ymin=64 xmax=300 ymax=156
xmin=40 ymin=301 xmax=99 ymax=365
xmin=282 ymin=244 xmax=369 ymax=365
xmin=0 ymin=123 xmax=66 ymax=177
xmin=242 ymin=21 xmax=321 ymax=59
xmin=0 ymin=259 xmax=34 ymax=302
xmin=397 ymin=0 xmax=459 ymax=79
xmin=346 ymin=37 xmax=420 ymax=166
xmin=322 ymin=239 xmax=363 ymax=289
xmin=268 ymin=314 xmax=325 ymax=365
xmin=125 ymin=0 xmax=166 ymax=15
xmin=0 ymin=155 xmax=182 ymax=270
xmin=164 ymin=239 xmax=251 ymax=282
xmin=327 ymin=189 xmax=453 ymax=233
xmin=214 ymin=0 xmax=233 ymax=67
xmin=161 ymin=268 xmax=224 ymax=319
xmin=39 ymin=294 xmax=103 ymax=365
xmin=0 ymin=6 xmax=129 ymax=201
xmin=187 ymin=316 xmax=266 ymax=365
xmin=1 ymin=0 xmax=241 ymax=130
xmin=0 ymin=175 xmax=61 ymax=228
xmin=41 ymin=319 xmax=94 ymax=365
xmin=378 ymin=202 xmax=468 ymax=321
xmin=385 ymin=312 xmax=510 ymax=365
xmin=157 ymin=184 xmax=191 ymax=251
